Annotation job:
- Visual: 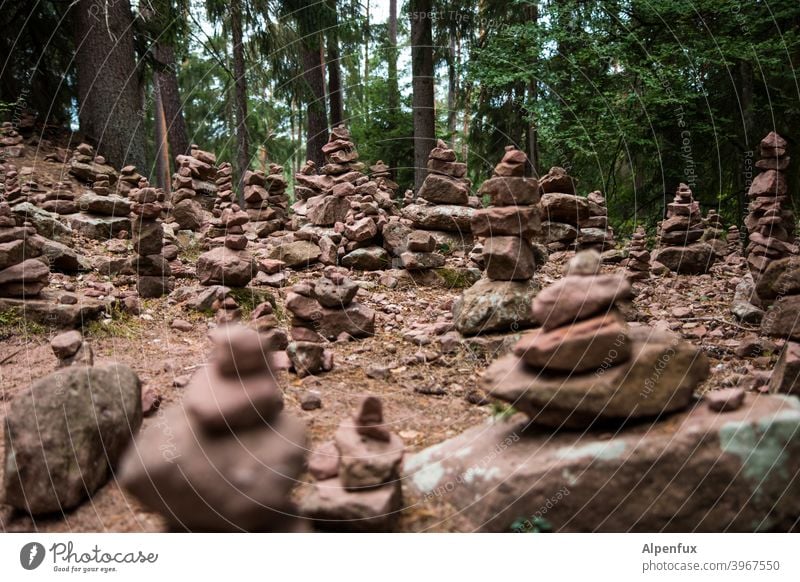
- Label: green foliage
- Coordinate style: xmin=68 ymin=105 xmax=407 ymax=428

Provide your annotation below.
xmin=84 ymin=307 xmax=142 ymax=340
xmin=435 ymin=267 xmax=479 ymax=288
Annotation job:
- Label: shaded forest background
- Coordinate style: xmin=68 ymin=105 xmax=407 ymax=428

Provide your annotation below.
xmin=2 ymin=0 xmax=800 ymax=236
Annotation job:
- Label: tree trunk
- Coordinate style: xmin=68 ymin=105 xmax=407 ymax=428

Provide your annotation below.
xmin=447 ymin=33 xmax=457 ymax=138
xmin=152 ymin=42 xmax=190 ymax=161
xmin=386 ymin=0 xmax=399 ymax=177
xmin=326 ymin=0 xmax=344 ymax=127
xmin=74 ymin=0 xmax=145 ymax=170
xmin=302 ymin=36 xmax=328 ymax=167
xmin=363 ymin=1 xmax=370 ymax=115
xmin=153 ymin=76 xmax=171 ymax=191
xmin=231 ymin=0 xmax=249 ymax=196
xmin=411 ymin=0 xmax=436 ymax=191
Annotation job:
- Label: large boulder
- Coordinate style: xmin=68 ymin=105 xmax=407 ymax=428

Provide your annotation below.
xmin=10 ymin=202 xmax=73 ymax=243
xmin=453 ymin=278 xmax=538 ymax=335
xmin=540 ymin=193 xmax=589 ymax=223
xmin=341 ymin=246 xmax=390 ymax=271
xmin=76 ymin=192 xmax=131 ymax=216
xmin=404 ymin=394 xmax=800 ymax=531
xmin=268 ymin=240 xmax=321 ymax=269
xmin=654 ymin=243 xmax=715 ymax=274
xmin=402 ymin=203 xmax=474 ymax=233
xmin=3 ymin=364 xmax=142 ymax=514
xmin=66 ymin=213 xmax=131 ymax=240
xmin=171 ymin=198 xmax=204 ymax=230
xmin=196 ymin=246 xmax=256 ymax=287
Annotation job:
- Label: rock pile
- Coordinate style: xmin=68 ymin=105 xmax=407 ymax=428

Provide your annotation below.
xmin=170 ymin=156 xmax=205 ymax=230
xmin=130 ymin=179 xmax=173 ymax=298
xmin=50 ymin=330 xmax=93 ymax=368
xmin=702 ymin=209 xmax=726 ymax=256
xmin=653 ymin=183 xmax=715 ymax=274
xmin=120 ymin=326 xmax=308 ymax=531
xmin=0 ymin=201 xmax=50 ymax=296
xmin=68 ymin=143 xmax=118 ymax=184
xmin=0 ymin=121 xmax=24 ymax=157
xmin=4 ymin=363 xmax=141 ymax=514
xmin=578 ymin=190 xmax=615 ymax=252
xmin=400 ymin=229 xmax=444 ymax=271
xmin=481 ymin=251 xmax=709 ymax=428
xmin=212 ymin=162 xmax=235 ymax=214
xmin=539 ymin=167 xmax=587 ymax=251
xmin=285 ymin=267 xmax=375 ymax=342
xmin=40 ymin=180 xmax=77 ymax=215
xmin=243 ymin=165 xmax=288 ymax=236
xmin=402 ymin=140 xmax=475 ymax=252
xmin=744 ymin=132 xmax=796 ymax=281
xmin=1 ymin=163 xmax=19 ymax=202
xmin=453 ymin=146 xmax=540 ymax=335
xmin=727 ymin=225 xmax=742 ymax=257
xmin=196 ymin=204 xmax=256 ymax=287
xmin=624 ymin=226 xmax=651 ymax=280
xmin=116 ymin=165 xmax=143 ymax=196
xmin=301 ymin=396 xmax=404 ymax=531
xmin=71 ymin=165 xmax=132 ymax=240
xmin=370 ymin=160 xmax=398 ymax=198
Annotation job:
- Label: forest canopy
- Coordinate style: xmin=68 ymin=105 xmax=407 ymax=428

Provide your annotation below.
xmin=2 ymin=0 xmax=799 ymax=235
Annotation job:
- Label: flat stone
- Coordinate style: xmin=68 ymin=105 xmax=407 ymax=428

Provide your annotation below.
xmin=477 ymin=177 xmax=540 ymax=206
xmin=66 ymin=213 xmax=131 ymax=240
xmin=532 ymin=274 xmax=631 ymax=330
xmin=402 ymin=203 xmax=474 ymax=233
xmin=403 ymin=393 xmax=800 ymax=531
xmin=300 ymin=478 xmax=401 ymax=532
xmin=341 ymin=246 xmax=390 ymax=271
xmin=418 ymin=173 xmax=469 ymax=205
xmin=470 ymin=206 xmax=540 ymax=238
xmin=268 ymin=240 xmax=321 ymax=269
xmin=481 ymin=327 xmax=708 ymax=429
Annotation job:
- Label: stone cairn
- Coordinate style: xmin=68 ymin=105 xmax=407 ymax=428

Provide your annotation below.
xmin=170 ymin=156 xmax=205 ymax=230
xmin=370 ymin=160 xmax=398 ymax=199
xmin=481 ymin=251 xmax=709 ymax=428
xmin=196 ymin=204 xmax=256 ymax=288
xmin=212 ymin=162 xmax=235 ymax=215
xmin=130 ymin=178 xmax=173 ymax=298
xmin=68 ymin=143 xmax=118 ymax=185
xmin=402 ymin=140 xmax=476 ymax=253
xmin=727 ymin=225 xmax=742 ymax=257
xmin=0 ymin=201 xmax=49 ymax=296
xmin=301 ymin=396 xmax=404 ymax=531
xmin=285 ymin=266 xmax=376 ymax=345
xmin=702 ymin=209 xmax=727 ymax=257
xmin=50 ymin=330 xmax=93 ymax=368
xmin=2 ymin=163 xmax=19 ymax=202
xmin=120 ymin=326 xmax=308 ymax=532
xmin=624 ymin=226 xmax=651 ymax=280
xmin=452 ymin=146 xmax=541 ymax=336
xmin=578 ymin=190 xmax=615 ymax=252
xmin=653 ymin=183 xmax=716 ymax=274
xmin=40 ymin=178 xmax=76 ymax=215
xmin=287 ymin=125 xmax=397 ymax=270
xmin=243 ymin=164 xmax=288 ymax=237
xmin=116 ymin=165 xmax=143 ymax=197
xmin=73 ymin=168 xmax=133 ymax=239
xmin=745 ymin=132 xmax=796 ymax=281
xmin=539 ymin=166 xmax=587 ymax=251
xmin=0 ymin=122 xmax=24 ymax=157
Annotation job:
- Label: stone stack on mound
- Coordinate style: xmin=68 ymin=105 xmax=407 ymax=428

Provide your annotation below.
xmin=744 ymin=132 xmax=796 ymax=282
xmin=301 ymin=396 xmax=404 ymax=531
xmin=481 ymin=251 xmax=709 ymax=428
xmin=40 ymin=180 xmax=77 ymax=215
xmin=116 ymin=165 xmax=143 ymax=196
xmin=0 ymin=121 xmax=24 ymax=157
xmin=68 ymin=143 xmax=118 ymax=185
xmin=370 ymin=160 xmax=399 ymax=199
xmin=0 ymin=201 xmax=49 ymax=296
xmin=402 ymin=140 xmax=475 ymax=252
xmin=4 ymin=362 xmax=141 ymax=515
xmin=211 ymin=162 xmax=235 ymax=215
xmin=243 ymin=165 xmax=288 ymax=237
xmin=4 ymin=166 xmax=43 ymax=206
xmin=130 ymin=179 xmax=173 ymax=298
xmin=578 ymin=190 xmax=615 ymax=252
xmin=291 ymin=160 xmax=332 ymax=228
xmin=453 ymin=146 xmax=540 ymax=335
xmin=400 ymin=230 xmax=445 ymax=272
xmin=539 ymin=166 xmax=587 ymax=251
xmin=702 ymin=209 xmax=727 ymax=257
xmin=71 ymin=170 xmax=132 ymax=239
xmin=120 ymin=326 xmax=308 ymax=532
xmin=653 ymin=183 xmax=715 ymax=274
xmin=285 ymin=266 xmax=375 ymax=342
xmin=1 ymin=163 xmax=19 ymax=201
xmin=624 ymin=226 xmax=651 ymax=280
xmin=170 ymin=157 xmax=206 ymax=230
xmin=196 ymin=205 xmax=256 ymax=287
xmin=178 ymin=145 xmax=219 ymax=208
xmin=727 ymin=225 xmax=742 ymax=257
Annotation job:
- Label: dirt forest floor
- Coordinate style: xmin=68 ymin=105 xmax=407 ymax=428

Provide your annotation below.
xmin=0 ymin=244 xmax=774 ymax=532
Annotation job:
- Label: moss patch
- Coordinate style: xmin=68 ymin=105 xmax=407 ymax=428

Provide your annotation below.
xmin=0 ymin=307 xmax=47 ymax=340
